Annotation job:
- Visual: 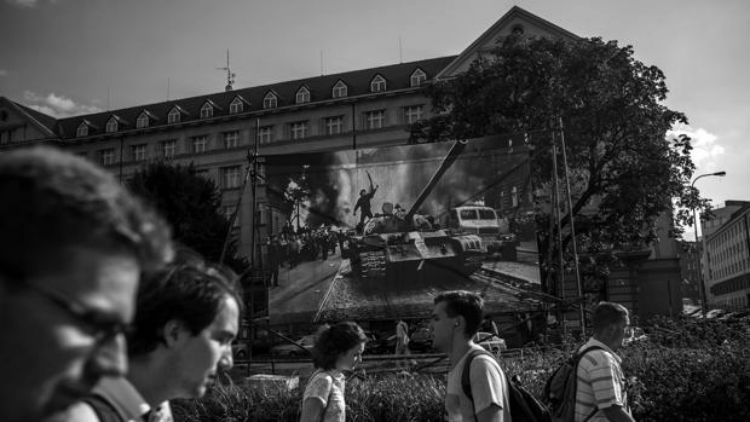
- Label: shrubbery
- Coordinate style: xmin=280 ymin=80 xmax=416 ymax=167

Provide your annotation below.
xmin=173 ymin=317 xmax=750 ymax=422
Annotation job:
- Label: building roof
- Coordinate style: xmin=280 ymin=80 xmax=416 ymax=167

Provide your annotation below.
xmin=52 ymin=56 xmax=455 ymax=140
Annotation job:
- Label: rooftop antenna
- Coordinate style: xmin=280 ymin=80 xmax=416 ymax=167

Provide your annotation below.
xmin=217 ymin=49 xmax=236 ymax=92
xmin=398 ymin=36 xmax=403 ymax=63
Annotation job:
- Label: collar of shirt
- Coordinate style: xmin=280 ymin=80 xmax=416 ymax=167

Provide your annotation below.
xmin=581 ymin=337 xmax=622 ymax=365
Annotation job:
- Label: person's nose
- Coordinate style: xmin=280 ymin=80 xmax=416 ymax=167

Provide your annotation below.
xmin=87 ymin=334 xmax=128 ymax=378
xmin=218 ymin=346 xmax=234 ymax=371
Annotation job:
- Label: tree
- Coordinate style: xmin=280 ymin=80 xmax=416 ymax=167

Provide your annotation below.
xmin=411 ymin=35 xmax=710 ymax=293
xmin=128 ymin=161 xmax=249 ymax=274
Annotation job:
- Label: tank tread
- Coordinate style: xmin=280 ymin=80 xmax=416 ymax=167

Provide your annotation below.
xmin=360 ymin=251 xmax=386 ymax=279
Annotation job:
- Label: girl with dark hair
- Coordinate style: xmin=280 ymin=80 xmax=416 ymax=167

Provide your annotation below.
xmin=299 ymin=321 xmax=367 ymax=422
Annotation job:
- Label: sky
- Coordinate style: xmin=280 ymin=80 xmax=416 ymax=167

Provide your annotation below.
xmin=1 ymin=0 xmax=747 ymax=239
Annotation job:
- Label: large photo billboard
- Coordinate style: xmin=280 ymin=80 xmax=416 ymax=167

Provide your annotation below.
xmin=262 ymin=136 xmax=542 ymax=325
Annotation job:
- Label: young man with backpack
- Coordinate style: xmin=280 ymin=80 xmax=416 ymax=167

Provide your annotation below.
xmin=430 ymin=290 xmax=511 ymax=422
xmin=546 ymin=302 xmax=635 ymax=422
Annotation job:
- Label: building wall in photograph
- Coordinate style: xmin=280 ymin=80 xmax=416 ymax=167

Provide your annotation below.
xmin=705 ymin=204 xmax=750 ymax=310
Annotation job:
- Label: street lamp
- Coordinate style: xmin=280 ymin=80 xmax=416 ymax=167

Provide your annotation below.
xmin=691 ymin=171 xmax=726 ymax=314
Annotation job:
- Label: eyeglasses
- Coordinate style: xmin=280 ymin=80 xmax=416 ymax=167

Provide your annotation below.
xmin=20 ymin=280 xmax=132 ymax=344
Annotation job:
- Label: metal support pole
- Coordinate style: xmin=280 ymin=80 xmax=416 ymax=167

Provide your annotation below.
xmin=551 ymin=129 xmax=567 ymax=338
xmin=557 ymin=117 xmax=586 ymax=333
xmin=691 ymin=171 xmax=726 ymax=315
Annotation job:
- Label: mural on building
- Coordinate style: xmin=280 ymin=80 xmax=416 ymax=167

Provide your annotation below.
xmin=260 ymin=136 xmax=543 ymax=324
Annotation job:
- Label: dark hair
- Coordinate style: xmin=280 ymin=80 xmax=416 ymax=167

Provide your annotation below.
xmin=0 ymin=147 xmax=172 ymax=281
xmin=127 ymin=248 xmax=243 ymax=356
xmin=434 ymin=290 xmax=483 ymax=337
xmin=592 ymin=301 xmax=629 ymax=333
xmin=312 ymin=321 xmax=367 ymax=370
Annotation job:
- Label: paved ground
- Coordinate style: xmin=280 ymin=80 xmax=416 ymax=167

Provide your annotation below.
xmin=268 ymin=251 xmax=342 ymax=324
xmin=269 ymin=244 xmax=545 ymax=324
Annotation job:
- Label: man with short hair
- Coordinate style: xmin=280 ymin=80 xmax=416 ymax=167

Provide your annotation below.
xmin=66 ymin=250 xmax=242 ymax=421
xmin=430 ymin=290 xmax=511 ymax=422
xmin=575 ymin=302 xmax=635 ymax=422
xmin=0 ymin=147 xmax=173 ymax=421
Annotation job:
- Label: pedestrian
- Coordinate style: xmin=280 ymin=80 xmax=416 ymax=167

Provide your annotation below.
xmin=481 ymin=315 xmax=500 ymax=337
xmin=0 ymin=147 xmax=173 ymax=421
xmin=430 ymin=290 xmax=511 ymax=421
xmin=395 ymin=319 xmax=410 ymax=355
xmin=574 ymin=302 xmax=635 ymax=422
xmin=65 ymin=248 xmax=242 ymax=422
xmin=300 ymin=321 xmax=367 ymax=422
xmin=267 ymin=235 xmax=281 ymax=287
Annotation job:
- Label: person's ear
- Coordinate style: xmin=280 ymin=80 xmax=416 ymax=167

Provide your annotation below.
xmin=162 ymin=319 xmax=187 ymax=348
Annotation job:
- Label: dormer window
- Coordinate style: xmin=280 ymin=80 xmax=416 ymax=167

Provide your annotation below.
xmin=76 ymin=122 xmax=89 ymax=137
xmin=105 ymin=117 xmax=118 ymax=133
xmin=168 ymin=107 xmax=181 ymax=124
xmin=410 ymin=68 xmax=427 ymax=87
xmin=370 ymin=75 xmax=387 ymax=93
xmin=229 ymin=97 xmax=244 ymax=114
xmin=200 ymin=102 xmax=214 ymax=119
xmin=296 ymin=86 xmax=310 ymax=104
xmin=332 ymin=80 xmax=348 ymax=99
xmin=136 ymin=112 xmax=149 ymax=129
xmin=263 ymin=92 xmax=278 ymax=109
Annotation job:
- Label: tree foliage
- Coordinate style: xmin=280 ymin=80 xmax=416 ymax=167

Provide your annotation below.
xmin=411 ymin=35 xmax=710 ymax=291
xmin=128 ymin=161 xmax=248 ymax=274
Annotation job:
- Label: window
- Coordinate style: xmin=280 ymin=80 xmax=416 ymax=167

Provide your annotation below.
xmin=100 ymin=149 xmax=115 ymax=166
xmin=192 ymin=136 xmax=208 ymax=153
xmin=105 ymin=117 xmax=118 ymax=133
xmin=410 ymin=68 xmax=427 ymax=87
xmin=332 ymin=80 xmax=348 ymax=98
xmin=222 ymin=166 xmax=242 ymax=189
xmin=290 ymin=121 xmax=308 ymax=140
xmin=325 ymin=116 xmax=343 ymax=135
xmin=162 ymin=140 xmax=176 ymax=158
xmin=136 ymin=112 xmax=149 ymax=129
xmin=511 ymin=186 xmax=519 ymax=207
xmin=200 ymin=103 xmax=214 ymax=119
xmin=263 ymin=92 xmax=277 ymax=109
xmin=168 ymin=108 xmax=181 ymax=124
xmin=224 ymin=131 xmax=239 ymax=149
xmin=229 ymin=97 xmax=244 ymax=114
xmin=370 ymin=75 xmax=386 ymax=92
xmin=404 ymin=105 xmax=423 ymax=124
xmin=364 ymin=110 xmax=385 ymax=130
xmin=131 ymin=144 xmax=147 ymax=162
xmin=296 ymin=87 xmax=310 ymax=104
xmin=76 ymin=122 xmax=89 ymax=137
xmin=223 ymin=206 xmax=239 ymax=228
xmin=259 ymin=126 xmax=273 ymax=144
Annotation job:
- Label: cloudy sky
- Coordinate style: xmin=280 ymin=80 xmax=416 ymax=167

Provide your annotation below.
xmin=1 ymin=0 xmax=747 ymax=237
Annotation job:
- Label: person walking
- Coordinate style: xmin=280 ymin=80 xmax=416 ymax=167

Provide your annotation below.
xmin=395 ymin=319 xmax=410 ymax=356
xmin=430 ymin=290 xmax=511 ymax=422
xmin=300 ymin=322 xmax=367 ymax=422
xmin=574 ymin=302 xmax=635 ymax=422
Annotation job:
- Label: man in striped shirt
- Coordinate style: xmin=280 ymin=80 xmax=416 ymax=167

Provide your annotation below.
xmin=575 ymin=302 xmax=635 ymax=422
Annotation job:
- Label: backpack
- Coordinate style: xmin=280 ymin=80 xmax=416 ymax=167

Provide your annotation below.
xmin=461 ymin=348 xmax=551 ymax=422
xmin=543 ymin=346 xmax=603 ymax=422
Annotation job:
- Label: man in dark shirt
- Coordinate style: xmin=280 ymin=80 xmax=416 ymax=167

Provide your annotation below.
xmin=353 ymin=172 xmax=378 ymax=228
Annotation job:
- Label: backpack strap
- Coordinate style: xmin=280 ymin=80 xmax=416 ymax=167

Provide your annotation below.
xmin=460 ymin=348 xmax=494 ymax=422
xmin=81 ymin=395 xmax=129 ymax=422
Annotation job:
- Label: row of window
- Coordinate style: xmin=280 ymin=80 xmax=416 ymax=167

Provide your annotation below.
xmin=76 ymin=69 xmax=429 ymax=138
xmin=91 ymin=106 xmax=425 ymax=162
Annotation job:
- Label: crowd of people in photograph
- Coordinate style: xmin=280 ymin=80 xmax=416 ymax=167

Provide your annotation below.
xmin=0 ymin=147 xmax=636 ymax=422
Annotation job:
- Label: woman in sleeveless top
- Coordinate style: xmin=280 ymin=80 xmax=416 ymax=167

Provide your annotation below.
xmin=299 ymin=322 xmax=367 ymax=422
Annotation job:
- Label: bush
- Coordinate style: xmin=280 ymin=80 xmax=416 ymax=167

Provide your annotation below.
xmin=173 ymin=317 xmax=750 ymax=421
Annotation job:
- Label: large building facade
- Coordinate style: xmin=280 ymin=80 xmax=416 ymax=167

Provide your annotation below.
xmin=705 ymin=203 xmax=750 ymax=310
